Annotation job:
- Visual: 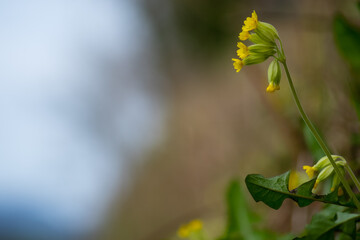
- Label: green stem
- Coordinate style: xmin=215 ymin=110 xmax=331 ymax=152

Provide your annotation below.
xmin=333 ymin=155 xmax=360 ymax=193
xmin=282 ymin=61 xmax=360 ymax=210
xmin=345 ymin=164 xmax=360 ymax=193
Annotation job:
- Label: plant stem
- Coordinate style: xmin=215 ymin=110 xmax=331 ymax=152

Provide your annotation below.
xmin=282 ymin=61 xmax=360 ymax=210
xmin=334 ymin=155 xmax=360 ymax=193
xmin=345 ymin=164 xmax=360 ymax=193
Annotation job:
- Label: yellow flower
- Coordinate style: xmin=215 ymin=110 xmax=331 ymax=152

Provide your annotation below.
xmin=302 ymin=165 xmax=316 ymax=178
xmin=242 ymin=10 xmax=258 ymax=32
xmin=178 ymin=226 xmax=190 ymax=238
xmin=236 ymin=42 xmax=249 ymax=59
xmin=189 ymin=220 xmax=202 ymax=231
xmin=266 ymin=82 xmax=280 ymax=93
xmin=232 ymin=58 xmax=243 ymax=72
xmin=177 ymin=219 xmax=203 ymax=238
xmin=239 ymin=31 xmax=250 ymax=41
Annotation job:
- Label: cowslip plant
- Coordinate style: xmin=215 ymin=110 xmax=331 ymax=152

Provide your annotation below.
xmin=232 ymin=10 xmax=360 ymax=239
xmin=174 ymin=9 xmax=360 ymax=240
xmin=231 ymin=10 xmax=360 ymax=209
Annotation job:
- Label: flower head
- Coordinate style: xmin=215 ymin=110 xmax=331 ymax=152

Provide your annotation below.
xmin=256 ymin=22 xmax=279 ymax=42
xmin=266 ymin=82 xmax=280 ymax=93
xmin=303 ymin=165 xmax=316 ymax=178
xmin=232 ymin=9 xmax=280 ymax=93
xmin=232 ymin=58 xmax=243 ymax=72
xmin=302 ymin=155 xmax=348 ymax=192
xmin=237 ymin=42 xmax=249 ymax=59
xmin=302 ymin=155 xmax=344 ymax=179
xmin=177 ymin=219 xmax=203 ymax=238
xmin=239 ymin=31 xmax=250 ymax=41
xmin=242 ymin=10 xmax=258 ymax=31
xmin=266 ymin=59 xmax=281 ymax=93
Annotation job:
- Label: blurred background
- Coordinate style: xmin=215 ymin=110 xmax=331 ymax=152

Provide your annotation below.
xmin=1 ymin=0 xmax=360 ymax=239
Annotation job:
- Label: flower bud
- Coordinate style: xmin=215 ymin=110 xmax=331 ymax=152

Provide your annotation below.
xmin=266 ymin=59 xmax=281 ymax=92
xmin=313 ymin=160 xmax=346 ymax=190
xmin=256 ymin=21 xmax=279 ymax=43
xmin=303 ymin=155 xmax=347 ymax=182
xmin=331 ymin=168 xmax=344 ymax=192
xmin=243 ymin=53 xmax=269 ymax=65
xmin=313 ymin=155 xmax=345 ymax=170
xmin=313 ymin=155 xmax=331 ymax=170
xmin=248 ymin=44 xmax=276 ymax=57
xmin=249 ymin=33 xmax=273 ymax=45
xmin=314 ymin=165 xmax=334 ymax=189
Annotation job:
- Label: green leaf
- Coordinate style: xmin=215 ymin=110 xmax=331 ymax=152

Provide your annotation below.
xmin=219 ymin=180 xmax=288 ymax=240
xmin=338 ymin=233 xmax=354 ymax=240
xmin=223 ymin=180 xmax=247 ymax=240
xmin=299 ymin=205 xmax=360 ymax=240
xmin=339 ymin=216 xmax=356 ymax=238
xmin=245 ymin=171 xmax=354 ymax=210
xmin=219 ymin=180 xmax=261 ymax=240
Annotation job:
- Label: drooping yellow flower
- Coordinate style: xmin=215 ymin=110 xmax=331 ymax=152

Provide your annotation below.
xmin=242 ymin=10 xmax=258 ymax=31
xmin=177 ymin=219 xmax=203 ymax=238
xmin=303 ymin=165 xmax=316 ymax=178
xmin=266 ymin=82 xmax=280 ymax=93
xmin=238 ymin=31 xmax=250 ymax=41
xmin=236 ymin=42 xmax=249 ymax=59
xmin=232 ymin=58 xmax=243 ymax=72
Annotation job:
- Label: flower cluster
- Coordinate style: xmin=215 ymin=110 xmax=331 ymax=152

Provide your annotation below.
xmin=232 ymin=11 xmax=283 ymax=93
xmin=177 ymin=219 xmax=203 ymax=239
xmin=303 ymin=155 xmax=347 ymax=192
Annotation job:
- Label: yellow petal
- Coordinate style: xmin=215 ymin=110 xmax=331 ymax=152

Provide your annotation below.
xmin=266 ymin=82 xmax=278 ymax=93
xmin=239 ymin=31 xmax=250 ymax=41
xmin=232 ymin=58 xmax=243 ymax=72
xmin=303 ymin=165 xmax=315 ymax=178
xmin=251 ymin=10 xmax=258 ymax=23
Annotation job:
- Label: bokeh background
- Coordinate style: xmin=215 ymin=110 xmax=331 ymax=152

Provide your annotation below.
xmin=1 ymin=0 xmax=360 ymax=239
